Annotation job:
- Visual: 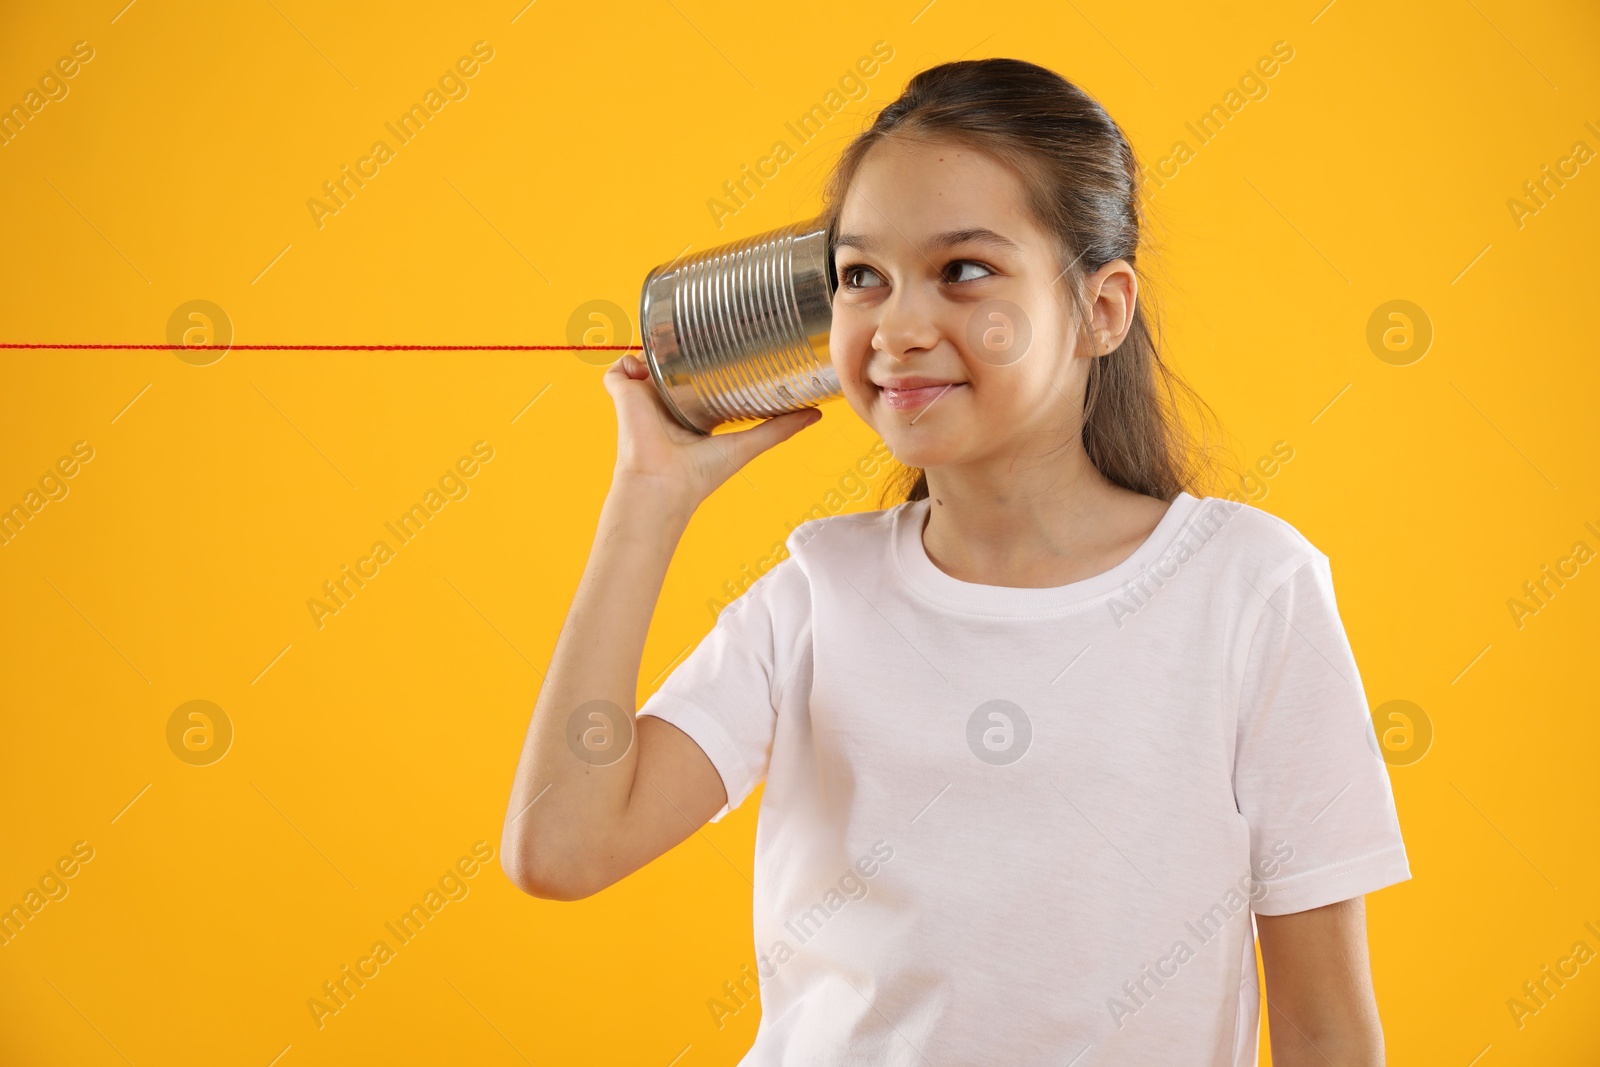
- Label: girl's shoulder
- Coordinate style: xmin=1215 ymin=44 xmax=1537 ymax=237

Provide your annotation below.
xmin=1195 ymin=493 xmax=1321 ymax=552
xmin=1180 ymin=493 xmax=1330 ymax=590
xmin=788 ymin=499 xmax=917 ymax=555
xmin=719 ymin=504 xmax=909 ymax=623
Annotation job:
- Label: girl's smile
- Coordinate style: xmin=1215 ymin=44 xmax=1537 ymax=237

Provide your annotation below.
xmin=876 ymin=380 xmax=969 ymax=412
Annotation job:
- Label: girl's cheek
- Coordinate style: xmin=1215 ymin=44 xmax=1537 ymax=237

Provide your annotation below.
xmin=831 ymin=330 xmax=872 ymax=382
xmin=826 ymin=327 xmax=857 ymax=377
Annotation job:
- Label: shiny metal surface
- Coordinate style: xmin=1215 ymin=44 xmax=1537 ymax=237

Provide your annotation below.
xmin=638 ymin=216 xmax=839 ymax=435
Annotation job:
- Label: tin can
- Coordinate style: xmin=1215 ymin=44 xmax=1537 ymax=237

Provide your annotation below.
xmin=638 ymin=215 xmax=839 ymax=435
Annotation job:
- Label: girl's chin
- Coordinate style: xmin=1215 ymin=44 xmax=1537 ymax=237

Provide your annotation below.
xmin=877 ymin=437 xmax=962 ymax=469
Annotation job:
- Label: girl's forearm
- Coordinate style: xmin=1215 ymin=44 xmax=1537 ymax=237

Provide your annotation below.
xmin=499 ymin=478 xmax=696 ymax=898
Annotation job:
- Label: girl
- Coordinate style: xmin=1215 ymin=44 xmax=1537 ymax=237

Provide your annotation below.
xmin=502 ymin=58 xmax=1409 ymax=1066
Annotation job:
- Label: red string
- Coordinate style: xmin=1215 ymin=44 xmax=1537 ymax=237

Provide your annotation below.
xmin=0 ymin=343 xmax=644 ymax=351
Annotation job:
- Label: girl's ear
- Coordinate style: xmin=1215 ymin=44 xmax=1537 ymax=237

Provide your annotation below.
xmin=1083 ymin=259 xmax=1137 ymax=354
xmin=1081 ymin=325 xmax=1113 ymax=361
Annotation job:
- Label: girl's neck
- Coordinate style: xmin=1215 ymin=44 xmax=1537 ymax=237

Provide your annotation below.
xmin=918 ymin=454 xmax=1172 ymax=590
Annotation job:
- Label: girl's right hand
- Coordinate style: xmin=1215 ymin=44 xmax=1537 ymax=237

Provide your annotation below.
xmin=602 ymin=354 xmax=822 ymax=506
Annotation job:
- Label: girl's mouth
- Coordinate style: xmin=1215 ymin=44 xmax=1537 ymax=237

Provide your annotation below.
xmin=879 ymin=382 xmax=967 ymax=411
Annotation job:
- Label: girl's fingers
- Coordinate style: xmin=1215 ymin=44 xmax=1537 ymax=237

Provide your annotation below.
xmin=712 ymin=408 xmax=821 ymax=469
xmin=603 ymin=355 xmax=650 ymax=396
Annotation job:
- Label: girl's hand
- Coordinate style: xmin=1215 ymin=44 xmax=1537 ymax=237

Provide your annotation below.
xmin=602 ymin=354 xmax=822 ymax=506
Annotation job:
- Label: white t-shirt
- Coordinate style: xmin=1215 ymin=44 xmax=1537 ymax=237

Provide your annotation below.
xmin=638 ymin=491 xmax=1410 ymax=1066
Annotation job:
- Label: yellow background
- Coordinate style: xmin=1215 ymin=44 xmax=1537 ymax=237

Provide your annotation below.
xmin=2 ymin=0 xmax=1598 ymax=1063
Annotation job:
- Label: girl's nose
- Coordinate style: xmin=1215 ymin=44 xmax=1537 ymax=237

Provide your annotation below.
xmin=872 ymin=285 xmax=942 ymax=360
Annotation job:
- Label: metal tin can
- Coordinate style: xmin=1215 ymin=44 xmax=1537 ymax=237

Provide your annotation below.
xmin=638 ymin=215 xmax=839 ymax=435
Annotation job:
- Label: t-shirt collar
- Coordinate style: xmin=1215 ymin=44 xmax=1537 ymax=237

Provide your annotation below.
xmin=891 ymin=491 xmax=1206 ymax=616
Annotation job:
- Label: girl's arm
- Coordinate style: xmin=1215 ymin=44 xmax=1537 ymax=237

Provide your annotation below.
xmin=1257 ymin=895 xmax=1386 ymax=1065
xmin=499 ymin=481 xmax=720 ymax=900
xmin=500 ymin=356 xmax=820 ymax=900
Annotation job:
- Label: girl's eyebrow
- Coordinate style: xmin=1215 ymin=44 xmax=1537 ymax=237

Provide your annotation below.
xmin=835 ymin=227 xmax=1022 ymax=255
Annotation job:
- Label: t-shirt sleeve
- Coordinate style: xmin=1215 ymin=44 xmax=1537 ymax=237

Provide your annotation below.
xmin=635 ymin=551 xmax=811 ymax=823
xmin=1233 ymin=551 xmax=1411 ymax=915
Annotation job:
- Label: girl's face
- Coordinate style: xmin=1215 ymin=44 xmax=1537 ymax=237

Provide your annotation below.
xmin=829 ymin=135 xmax=1112 ymax=478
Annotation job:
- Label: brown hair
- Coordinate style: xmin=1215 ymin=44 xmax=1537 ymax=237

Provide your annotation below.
xmin=817 ymin=57 xmax=1225 ymax=508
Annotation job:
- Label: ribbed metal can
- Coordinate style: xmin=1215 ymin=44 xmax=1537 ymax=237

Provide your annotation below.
xmin=638 ymin=215 xmax=839 ymax=435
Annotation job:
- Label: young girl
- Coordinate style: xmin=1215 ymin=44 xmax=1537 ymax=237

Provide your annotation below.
xmin=502 ymin=58 xmax=1410 ymax=1066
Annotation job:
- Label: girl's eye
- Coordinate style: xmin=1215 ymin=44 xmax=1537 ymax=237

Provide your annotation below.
xmin=840 ymin=264 xmax=883 ymax=290
xmin=840 ymin=260 xmax=993 ymax=290
xmin=946 ymin=260 xmax=994 ymax=283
